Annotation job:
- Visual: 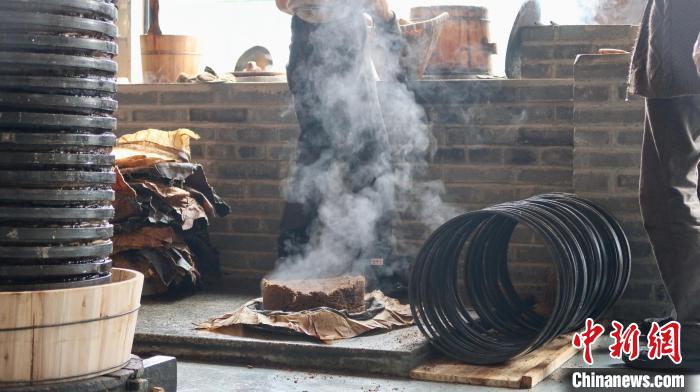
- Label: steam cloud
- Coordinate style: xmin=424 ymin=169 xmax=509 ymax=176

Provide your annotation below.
xmin=270 ymin=5 xmax=456 ymax=282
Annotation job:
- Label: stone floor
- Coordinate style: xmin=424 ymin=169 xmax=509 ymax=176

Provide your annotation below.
xmin=135 ymin=290 xmax=429 ymax=377
xmin=136 ymin=290 xmax=699 ymax=391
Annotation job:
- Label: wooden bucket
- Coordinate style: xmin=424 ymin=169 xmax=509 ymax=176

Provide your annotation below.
xmin=141 ymin=34 xmax=200 ymax=83
xmin=0 ymin=268 xmax=144 ymax=386
xmin=410 ymin=6 xmax=497 ymax=77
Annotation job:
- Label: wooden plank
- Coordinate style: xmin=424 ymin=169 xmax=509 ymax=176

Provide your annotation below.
xmin=410 ymin=333 xmax=580 ymax=389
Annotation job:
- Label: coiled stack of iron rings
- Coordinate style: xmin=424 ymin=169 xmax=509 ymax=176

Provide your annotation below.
xmin=409 ymin=193 xmax=631 ymax=365
xmin=0 ymin=0 xmax=118 ymax=290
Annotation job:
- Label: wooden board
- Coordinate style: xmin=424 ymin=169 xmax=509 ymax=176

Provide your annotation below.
xmin=410 ymin=333 xmax=580 ymax=389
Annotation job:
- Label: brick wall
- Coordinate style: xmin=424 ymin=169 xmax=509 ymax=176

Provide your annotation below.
xmin=116 ymin=59 xmax=669 ymax=319
xmin=573 ymin=54 xmax=670 ymax=320
xmin=519 ymin=25 xmax=639 ymax=79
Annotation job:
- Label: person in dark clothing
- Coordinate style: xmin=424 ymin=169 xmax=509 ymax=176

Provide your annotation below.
xmin=628 ymin=0 xmax=700 ymax=369
xmin=275 ymin=1 xmax=404 ymax=277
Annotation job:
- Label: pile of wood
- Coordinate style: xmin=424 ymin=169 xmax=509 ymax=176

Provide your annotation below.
xmin=111 ymin=129 xmax=230 ymax=295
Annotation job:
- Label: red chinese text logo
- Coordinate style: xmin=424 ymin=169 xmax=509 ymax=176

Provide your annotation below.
xmin=572 ymin=319 xmax=682 ymax=365
xmin=572 ymin=318 xmax=605 ymax=365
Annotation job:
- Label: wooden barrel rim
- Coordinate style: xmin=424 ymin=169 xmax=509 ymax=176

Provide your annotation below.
xmin=0 ymin=268 xmax=140 ymax=324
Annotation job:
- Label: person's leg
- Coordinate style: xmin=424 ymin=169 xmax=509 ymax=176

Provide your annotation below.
xmin=639 ymin=95 xmax=700 ymax=349
xmin=278 ymin=13 xmax=392 ymax=263
xmin=641 ymin=95 xmax=700 ymax=324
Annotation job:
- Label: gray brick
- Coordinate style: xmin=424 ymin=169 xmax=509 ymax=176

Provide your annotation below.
xmin=541 ymin=148 xmax=573 ymax=166
xmin=132 ymin=109 xmax=186 ymax=122
xmin=118 ymin=91 xmax=158 ymax=105
xmin=442 ymin=167 xmax=514 ymax=183
xmin=216 ymin=88 xmax=292 ymax=106
xmin=207 ymin=144 xmax=235 ymax=158
xmin=556 ymin=105 xmax=574 ymax=121
xmin=617 ymin=174 xmax=639 ymax=190
xmin=575 ymin=151 xmax=640 ymax=169
xmin=575 ymin=172 xmax=610 ymax=192
xmin=210 ymin=233 xmax=277 ymax=252
xmin=575 ymin=108 xmax=644 ymax=124
xmin=278 ymin=127 xmax=301 ymax=142
xmin=520 ymin=26 xmax=556 ymax=42
xmin=574 ymin=62 xmax=632 ymax=81
xmin=504 ymin=148 xmax=538 ymax=165
xmin=191 ymin=108 xmax=247 ymax=123
xmin=467 ymin=147 xmax=502 ymax=164
xmin=268 ymin=145 xmax=295 ymax=160
xmin=221 ymin=251 xmax=278 ymax=271
xmin=519 ymin=85 xmax=573 ymax=102
xmin=574 ymin=129 xmax=611 ymax=146
xmin=214 ymin=162 xmax=281 ymax=179
xmin=160 ymin=91 xmax=214 ymax=105
xmin=517 ymin=168 xmax=571 ymax=186
xmin=557 ymin=25 xmax=638 ymax=42
xmin=227 ymin=200 xmax=284 ymax=217
xmin=247 ymin=107 xmax=297 ymax=124
xmin=237 ymin=145 xmax=266 ymax=160
xmin=449 ymin=127 xmax=518 ymax=145
xmin=617 ymin=130 xmax=643 ymax=146
xmin=237 ymin=128 xmax=278 ymax=143
xmin=574 ymin=85 xmax=610 ymax=101
xmin=444 ymin=185 xmax=518 ymax=204
xmin=190 ymin=143 xmax=206 ymax=160
xmin=229 ymin=217 xmax=263 ymax=233
xmin=215 ymin=182 xmax=245 ymax=198
xmin=247 ymin=182 xmax=282 ymax=198
xmin=521 ymin=63 xmax=553 ymax=79
xmin=595 ymin=196 xmax=642 ymax=214
xmin=517 ymin=128 xmax=573 ymax=146
xmin=553 ymin=64 xmax=574 ymax=79
xmin=433 ymin=148 xmax=466 ymax=163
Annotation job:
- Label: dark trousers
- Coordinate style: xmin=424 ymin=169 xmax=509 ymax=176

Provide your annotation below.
xmin=640 ymin=95 xmax=700 ymax=325
xmin=278 ymin=14 xmax=395 ymax=261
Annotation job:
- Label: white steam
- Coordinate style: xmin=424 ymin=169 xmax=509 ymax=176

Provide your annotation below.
xmin=271 ymin=6 xmax=456 ymax=281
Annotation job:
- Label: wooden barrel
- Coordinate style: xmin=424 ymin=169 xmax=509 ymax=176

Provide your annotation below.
xmin=0 ymin=268 xmax=143 ymax=386
xmin=410 ymin=6 xmax=497 ymax=77
xmin=141 ymin=34 xmax=200 ymax=83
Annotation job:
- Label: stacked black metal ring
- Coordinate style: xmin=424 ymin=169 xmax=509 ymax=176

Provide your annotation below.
xmin=409 ymin=193 xmax=631 ymax=365
xmin=0 ymin=0 xmax=118 ymax=291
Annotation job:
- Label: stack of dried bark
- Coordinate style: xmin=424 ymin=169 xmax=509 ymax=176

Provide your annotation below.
xmin=111 ymin=129 xmax=230 ymax=296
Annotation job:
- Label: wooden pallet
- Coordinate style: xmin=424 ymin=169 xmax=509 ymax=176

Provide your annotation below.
xmin=410 ymin=333 xmax=580 ymax=389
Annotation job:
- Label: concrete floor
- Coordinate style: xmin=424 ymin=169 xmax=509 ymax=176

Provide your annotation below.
xmin=177 ymin=360 xmax=573 ymax=392
xmin=137 ymin=290 xmax=699 ymax=391
xmin=134 ymin=291 xmax=430 ymax=376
